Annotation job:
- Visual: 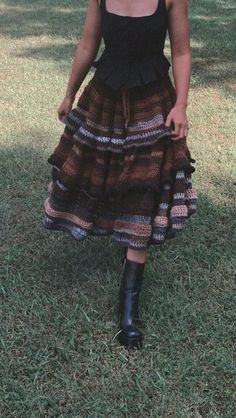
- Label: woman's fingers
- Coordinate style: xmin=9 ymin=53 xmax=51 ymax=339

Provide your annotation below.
xmin=165 ymin=108 xmax=189 ymax=140
xmin=58 ymin=111 xmax=65 ymax=121
xmin=180 ymin=126 xmax=186 ymax=139
xmin=165 ymin=112 xmax=173 ymax=128
xmin=171 ymin=124 xmax=187 ymax=140
xmin=57 ymin=105 xmax=63 ymax=119
xmin=57 ymin=97 xmax=73 ymax=121
xmin=171 ymin=122 xmax=181 ymax=138
xmin=165 ymin=113 xmax=179 ymax=137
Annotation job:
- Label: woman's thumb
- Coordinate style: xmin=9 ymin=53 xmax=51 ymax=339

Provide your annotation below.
xmin=58 ymin=109 xmax=65 ymax=121
xmin=165 ymin=112 xmax=172 ymax=128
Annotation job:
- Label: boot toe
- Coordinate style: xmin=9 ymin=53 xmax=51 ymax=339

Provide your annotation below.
xmin=118 ymin=325 xmax=144 ymax=349
xmin=125 ymin=325 xmax=143 ymax=339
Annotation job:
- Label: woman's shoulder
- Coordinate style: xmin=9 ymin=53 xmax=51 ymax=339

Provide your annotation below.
xmin=166 ymin=0 xmax=189 ymax=8
xmin=166 ymin=0 xmax=189 ymax=15
xmin=89 ymin=0 xmax=101 ymax=6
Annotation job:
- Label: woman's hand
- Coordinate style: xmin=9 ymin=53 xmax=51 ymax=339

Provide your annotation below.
xmin=57 ymin=96 xmax=74 ymax=121
xmin=165 ymin=105 xmax=189 ymax=140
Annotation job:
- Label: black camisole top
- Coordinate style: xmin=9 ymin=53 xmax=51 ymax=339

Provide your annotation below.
xmin=92 ymin=0 xmax=171 ymax=90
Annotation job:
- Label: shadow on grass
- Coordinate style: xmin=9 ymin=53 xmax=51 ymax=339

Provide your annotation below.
xmin=1 ymin=0 xmax=235 ymax=86
xmin=0 ymin=0 xmax=87 ymax=39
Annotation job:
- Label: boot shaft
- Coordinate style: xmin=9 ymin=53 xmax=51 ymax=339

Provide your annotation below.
xmin=118 ymin=258 xmax=145 ymax=328
xmin=120 ymin=259 xmax=145 ymax=291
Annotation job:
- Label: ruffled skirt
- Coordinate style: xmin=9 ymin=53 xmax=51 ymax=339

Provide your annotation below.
xmin=42 ymin=73 xmax=197 ymax=250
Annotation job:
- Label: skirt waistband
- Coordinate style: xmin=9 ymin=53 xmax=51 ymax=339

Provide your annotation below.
xmin=92 ymin=72 xmax=173 ymax=99
xmin=91 ymin=72 xmax=175 ymax=130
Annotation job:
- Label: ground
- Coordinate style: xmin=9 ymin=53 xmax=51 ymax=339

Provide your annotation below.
xmin=0 ymin=1 xmax=235 ymax=417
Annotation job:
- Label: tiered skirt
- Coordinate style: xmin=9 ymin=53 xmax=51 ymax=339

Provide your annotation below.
xmin=42 ymin=73 xmax=197 ymax=250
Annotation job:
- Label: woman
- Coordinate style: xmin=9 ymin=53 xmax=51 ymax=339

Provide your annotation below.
xmin=42 ymin=0 xmax=197 ymax=349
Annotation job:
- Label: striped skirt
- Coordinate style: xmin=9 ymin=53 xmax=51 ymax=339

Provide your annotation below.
xmin=42 ymin=73 xmax=197 ymax=250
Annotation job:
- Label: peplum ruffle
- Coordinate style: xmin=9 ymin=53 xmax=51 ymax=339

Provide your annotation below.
xmin=92 ymin=52 xmax=171 ymax=90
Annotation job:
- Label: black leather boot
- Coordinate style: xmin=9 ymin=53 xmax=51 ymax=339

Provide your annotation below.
xmin=117 ymin=258 xmax=145 ymax=349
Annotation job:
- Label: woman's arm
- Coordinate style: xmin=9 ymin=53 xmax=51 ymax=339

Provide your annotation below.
xmin=165 ymin=0 xmax=192 ymax=140
xmin=58 ymin=0 xmax=102 ymax=120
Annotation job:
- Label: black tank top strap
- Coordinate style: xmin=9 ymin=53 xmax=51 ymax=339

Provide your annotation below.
xmin=157 ymin=0 xmax=167 ymax=14
xmin=99 ymin=0 xmax=105 ymax=10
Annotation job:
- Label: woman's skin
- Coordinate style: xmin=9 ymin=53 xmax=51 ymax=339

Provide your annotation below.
xmin=57 ymin=0 xmax=192 ymax=264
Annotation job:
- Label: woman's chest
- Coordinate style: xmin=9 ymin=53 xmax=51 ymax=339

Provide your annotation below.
xmin=101 ymin=13 xmax=167 ymax=47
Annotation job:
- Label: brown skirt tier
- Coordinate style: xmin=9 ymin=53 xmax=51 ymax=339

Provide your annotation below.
xmin=42 ymin=73 xmax=197 ymax=250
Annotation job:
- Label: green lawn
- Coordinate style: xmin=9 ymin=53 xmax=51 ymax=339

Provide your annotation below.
xmin=0 ymin=1 xmax=236 ymax=417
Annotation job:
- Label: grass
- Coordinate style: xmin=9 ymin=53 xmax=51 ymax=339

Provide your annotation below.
xmin=0 ymin=0 xmax=236 ymax=417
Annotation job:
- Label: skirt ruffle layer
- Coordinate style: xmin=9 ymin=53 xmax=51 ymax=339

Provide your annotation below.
xmin=42 ymin=74 xmax=197 ymax=250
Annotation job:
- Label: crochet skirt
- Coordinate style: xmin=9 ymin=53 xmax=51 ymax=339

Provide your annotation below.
xmin=42 ymin=73 xmax=197 ymax=250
